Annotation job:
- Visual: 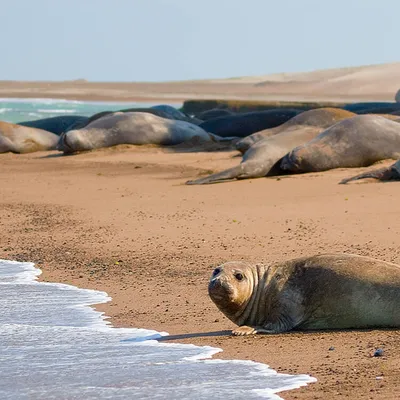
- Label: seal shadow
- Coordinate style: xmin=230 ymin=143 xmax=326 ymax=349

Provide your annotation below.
xmin=157 ymin=330 xmax=232 ymax=342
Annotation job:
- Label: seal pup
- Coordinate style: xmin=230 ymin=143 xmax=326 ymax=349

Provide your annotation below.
xmin=280 ymin=115 xmax=400 ymax=174
xmin=340 ymin=159 xmax=400 ymax=184
xmin=236 ymin=108 xmax=355 ymax=154
xmin=0 ymin=121 xmax=59 ymax=153
xmin=208 ymin=254 xmax=400 ymax=336
xmin=57 ymin=112 xmax=219 ymax=153
xmin=198 ymin=109 xmax=301 ymax=138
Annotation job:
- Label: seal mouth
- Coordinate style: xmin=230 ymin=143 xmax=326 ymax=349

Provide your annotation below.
xmin=280 ymin=151 xmax=299 ymax=171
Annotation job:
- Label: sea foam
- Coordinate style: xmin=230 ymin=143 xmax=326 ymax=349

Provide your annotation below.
xmin=0 ymin=259 xmax=316 ymax=399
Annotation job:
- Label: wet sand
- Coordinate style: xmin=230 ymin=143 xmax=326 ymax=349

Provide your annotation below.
xmin=0 ymin=145 xmax=399 ymax=399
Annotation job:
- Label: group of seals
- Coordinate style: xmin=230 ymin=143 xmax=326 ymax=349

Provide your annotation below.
xmin=0 ymin=121 xmax=59 ymax=153
xmin=208 ymin=253 xmax=400 ymax=335
xmin=186 ymin=108 xmax=357 ymax=185
xmin=57 ymin=112 xmax=217 ymax=153
xmin=236 ymin=107 xmax=355 ymax=154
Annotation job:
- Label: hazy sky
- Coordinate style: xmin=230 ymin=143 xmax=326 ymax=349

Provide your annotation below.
xmin=1 ymin=0 xmax=398 ymax=82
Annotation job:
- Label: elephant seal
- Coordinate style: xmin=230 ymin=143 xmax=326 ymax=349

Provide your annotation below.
xmin=186 ymin=123 xmax=327 ymax=185
xmin=208 ymin=253 xmax=400 ymax=336
xmin=340 ymin=159 xmax=400 ymax=184
xmin=236 ymin=108 xmax=355 ymax=154
xmin=198 ymin=109 xmax=301 ymax=138
xmin=18 ymin=115 xmax=89 ymax=135
xmin=280 ymin=115 xmax=400 ymax=174
xmin=57 ymin=112 xmax=218 ymax=153
xmin=0 ymin=121 xmax=59 ymax=153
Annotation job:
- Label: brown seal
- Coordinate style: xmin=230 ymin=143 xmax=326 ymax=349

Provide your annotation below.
xmin=208 ymin=254 xmax=400 ymax=336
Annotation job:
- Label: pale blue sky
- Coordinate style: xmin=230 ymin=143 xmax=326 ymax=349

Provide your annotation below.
xmin=1 ymin=0 xmax=398 ymax=82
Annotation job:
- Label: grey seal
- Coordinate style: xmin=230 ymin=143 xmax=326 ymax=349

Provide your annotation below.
xmin=57 ymin=112 xmax=219 ymax=153
xmin=280 ymin=115 xmax=400 ymax=174
xmin=208 ymin=254 xmax=400 ymax=336
xmin=0 ymin=121 xmax=59 ymax=153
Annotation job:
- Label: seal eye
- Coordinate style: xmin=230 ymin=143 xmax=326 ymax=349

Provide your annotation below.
xmin=234 ymin=273 xmax=244 ymax=281
xmin=213 ymin=268 xmax=221 ymax=277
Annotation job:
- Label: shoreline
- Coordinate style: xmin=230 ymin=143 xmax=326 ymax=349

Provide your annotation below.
xmin=1 ymin=148 xmax=399 ymax=399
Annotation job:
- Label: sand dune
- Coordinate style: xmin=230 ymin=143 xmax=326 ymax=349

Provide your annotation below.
xmin=0 ymin=62 xmax=399 ymax=103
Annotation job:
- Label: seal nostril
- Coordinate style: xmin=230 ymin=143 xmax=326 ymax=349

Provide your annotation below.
xmin=212 ymin=268 xmax=221 ymax=277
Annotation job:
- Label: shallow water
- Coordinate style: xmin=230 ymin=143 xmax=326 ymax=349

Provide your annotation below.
xmin=0 ymin=98 xmax=180 ymax=123
xmin=0 ymin=260 xmax=316 ymax=399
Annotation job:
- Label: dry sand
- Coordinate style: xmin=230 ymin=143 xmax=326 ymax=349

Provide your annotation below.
xmin=0 ymin=144 xmax=399 ymax=399
xmin=1 ymin=62 xmax=399 ymax=102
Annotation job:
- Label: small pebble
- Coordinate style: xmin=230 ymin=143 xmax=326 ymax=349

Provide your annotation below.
xmin=373 ymin=348 xmax=384 ymax=357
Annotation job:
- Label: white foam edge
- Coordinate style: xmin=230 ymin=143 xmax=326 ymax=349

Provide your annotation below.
xmin=0 ymin=259 xmax=317 ymax=398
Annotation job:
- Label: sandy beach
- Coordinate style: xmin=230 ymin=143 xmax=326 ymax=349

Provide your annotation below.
xmin=0 ymin=142 xmax=399 ymax=399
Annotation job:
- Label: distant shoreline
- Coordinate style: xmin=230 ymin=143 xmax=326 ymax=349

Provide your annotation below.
xmin=0 ymin=78 xmax=396 ymax=103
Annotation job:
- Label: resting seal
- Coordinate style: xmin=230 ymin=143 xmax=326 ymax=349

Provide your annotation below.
xmin=280 ymin=115 xmax=400 ymax=174
xmin=209 ymin=254 xmax=400 ymax=335
xmin=57 ymin=112 xmax=218 ymax=153
xmin=0 ymin=121 xmax=59 ymax=153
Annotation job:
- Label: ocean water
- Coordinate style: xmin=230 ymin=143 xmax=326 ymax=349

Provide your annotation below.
xmin=0 ymin=98 xmax=181 ymax=124
xmin=0 ymin=259 xmax=316 ymax=399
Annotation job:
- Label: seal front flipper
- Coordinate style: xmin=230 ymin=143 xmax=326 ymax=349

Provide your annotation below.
xmin=232 ymin=326 xmax=257 ymax=336
xmin=339 ymin=166 xmax=397 ymax=184
xmin=232 ymin=326 xmax=280 ymax=336
xmin=186 ymin=165 xmax=242 ymax=185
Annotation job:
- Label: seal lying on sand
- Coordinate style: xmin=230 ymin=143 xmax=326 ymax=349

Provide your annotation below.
xmin=340 ymin=159 xmax=400 ymax=184
xmin=208 ymin=254 xmax=400 ymax=335
xmin=280 ymin=115 xmax=400 ymax=174
xmin=18 ymin=115 xmax=89 ymax=135
xmin=186 ymin=123 xmax=327 ymax=185
xmin=57 ymin=112 xmax=218 ymax=153
xmin=198 ymin=109 xmax=300 ymax=138
xmin=0 ymin=121 xmax=59 ymax=153
xmin=236 ymin=108 xmax=355 ymax=154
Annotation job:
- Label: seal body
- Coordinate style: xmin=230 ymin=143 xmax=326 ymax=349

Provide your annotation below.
xmin=280 ymin=115 xmax=400 ymax=173
xmin=57 ymin=112 xmax=215 ymax=153
xmin=198 ymin=109 xmax=300 ymax=138
xmin=236 ymin=108 xmax=355 ymax=154
xmin=0 ymin=121 xmax=59 ymax=153
xmin=208 ymin=254 xmax=400 ymax=335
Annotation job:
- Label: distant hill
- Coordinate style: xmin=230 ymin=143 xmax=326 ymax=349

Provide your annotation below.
xmin=0 ymin=62 xmax=399 ymax=102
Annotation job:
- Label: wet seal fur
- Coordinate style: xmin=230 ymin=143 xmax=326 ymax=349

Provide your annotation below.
xmin=208 ymin=254 xmax=400 ymax=335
